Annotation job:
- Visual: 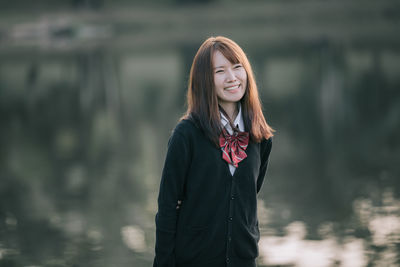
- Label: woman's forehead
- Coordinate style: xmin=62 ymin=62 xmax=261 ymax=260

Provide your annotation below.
xmin=213 ymin=49 xmax=240 ymax=66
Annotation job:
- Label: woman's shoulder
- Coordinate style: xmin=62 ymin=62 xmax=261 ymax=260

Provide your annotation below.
xmin=166 ymin=118 xmax=201 ymax=150
xmin=263 ymin=136 xmax=273 ymax=144
xmin=172 ymin=117 xmax=199 ymax=137
xmin=260 ymin=136 xmax=273 ymax=152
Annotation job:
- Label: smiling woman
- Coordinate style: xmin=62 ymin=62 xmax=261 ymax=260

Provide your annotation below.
xmin=153 ymin=36 xmax=274 ymax=267
xmin=213 ymin=50 xmax=247 ymax=118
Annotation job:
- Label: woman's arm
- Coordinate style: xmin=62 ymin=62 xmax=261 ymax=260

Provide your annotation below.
xmin=256 ymin=137 xmax=272 ymax=194
xmin=154 ymin=129 xmax=191 ymax=267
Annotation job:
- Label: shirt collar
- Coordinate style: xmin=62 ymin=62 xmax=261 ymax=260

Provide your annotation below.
xmin=220 ymin=103 xmax=244 ymax=134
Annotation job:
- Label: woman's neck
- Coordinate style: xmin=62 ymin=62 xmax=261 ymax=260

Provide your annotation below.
xmin=220 ymin=102 xmax=238 ymax=121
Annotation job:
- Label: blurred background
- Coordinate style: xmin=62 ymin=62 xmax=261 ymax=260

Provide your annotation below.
xmin=0 ymin=0 xmax=399 ymax=266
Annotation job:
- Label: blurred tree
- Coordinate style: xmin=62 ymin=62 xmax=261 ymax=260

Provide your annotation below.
xmin=72 ymin=0 xmax=104 ymax=9
xmin=175 ymin=0 xmax=216 ymax=4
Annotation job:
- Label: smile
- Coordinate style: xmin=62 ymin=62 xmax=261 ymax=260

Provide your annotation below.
xmin=225 ymin=84 xmax=240 ymax=91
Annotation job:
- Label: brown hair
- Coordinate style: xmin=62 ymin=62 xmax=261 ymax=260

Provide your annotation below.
xmin=181 ymin=36 xmax=274 ymax=146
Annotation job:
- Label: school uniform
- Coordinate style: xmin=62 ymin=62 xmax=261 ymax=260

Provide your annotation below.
xmin=153 ymin=106 xmax=272 ymax=267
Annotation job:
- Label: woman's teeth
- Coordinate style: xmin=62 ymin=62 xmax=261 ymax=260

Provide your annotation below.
xmin=225 ymin=84 xmax=240 ymax=90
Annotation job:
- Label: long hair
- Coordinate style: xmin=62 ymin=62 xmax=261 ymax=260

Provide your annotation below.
xmin=181 ymin=36 xmax=274 ymax=146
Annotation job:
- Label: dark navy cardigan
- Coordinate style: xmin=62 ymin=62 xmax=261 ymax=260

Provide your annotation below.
xmin=154 ymin=118 xmax=272 ymax=267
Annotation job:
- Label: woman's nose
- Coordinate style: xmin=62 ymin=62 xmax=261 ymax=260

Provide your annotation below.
xmin=225 ymin=69 xmax=236 ymax=82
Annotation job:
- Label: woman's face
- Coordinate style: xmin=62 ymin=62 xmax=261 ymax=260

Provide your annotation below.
xmin=213 ymin=50 xmax=247 ymax=109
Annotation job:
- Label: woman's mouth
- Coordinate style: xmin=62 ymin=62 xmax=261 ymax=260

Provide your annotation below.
xmin=225 ymin=84 xmax=240 ymax=91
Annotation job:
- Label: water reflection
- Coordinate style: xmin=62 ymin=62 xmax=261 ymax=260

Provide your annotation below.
xmin=1 ymin=2 xmax=400 ymax=267
xmin=121 ymin=225 xmax=146 ymax=253
xmin=258 ymin=188 xmax=400 ymax=266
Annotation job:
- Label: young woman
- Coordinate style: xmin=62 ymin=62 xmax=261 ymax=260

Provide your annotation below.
xmin=153 ymin=36 xmax=274 ymax=267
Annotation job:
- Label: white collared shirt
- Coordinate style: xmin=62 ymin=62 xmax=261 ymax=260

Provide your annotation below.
xmin=220 ymin=103 xmax=245 ymax=175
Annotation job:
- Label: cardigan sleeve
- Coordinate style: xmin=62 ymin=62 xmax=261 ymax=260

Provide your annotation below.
xmin=154 ymin=128 xmax=191 ymax=267
xmin=256 ymin=137 xmax=272 ymax=194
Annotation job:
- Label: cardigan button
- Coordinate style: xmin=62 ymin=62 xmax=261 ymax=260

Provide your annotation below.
xmin=229 ymin=217 xmax=233 ymax=221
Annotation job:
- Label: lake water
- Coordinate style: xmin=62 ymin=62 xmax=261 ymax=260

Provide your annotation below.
xmin=0 ymin=2 xmax=399 ymax=266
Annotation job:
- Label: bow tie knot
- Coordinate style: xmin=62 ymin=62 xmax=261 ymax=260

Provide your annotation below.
xmin=219 ymin=128 xmax=249 ymax=168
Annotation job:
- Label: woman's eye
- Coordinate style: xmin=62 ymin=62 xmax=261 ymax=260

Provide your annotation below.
xmin=215 ymin=70 xmax=224 ymax=73
xmin=234 ymin=65 xmax=242 ymax=69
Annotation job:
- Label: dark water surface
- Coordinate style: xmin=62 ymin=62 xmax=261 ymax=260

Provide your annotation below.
xmin=1 ymin=2 xmax=400 ymax=266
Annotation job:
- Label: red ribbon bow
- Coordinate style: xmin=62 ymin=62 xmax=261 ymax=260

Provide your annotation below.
xmin=219 ymin=128 xmax=249 ymax=167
